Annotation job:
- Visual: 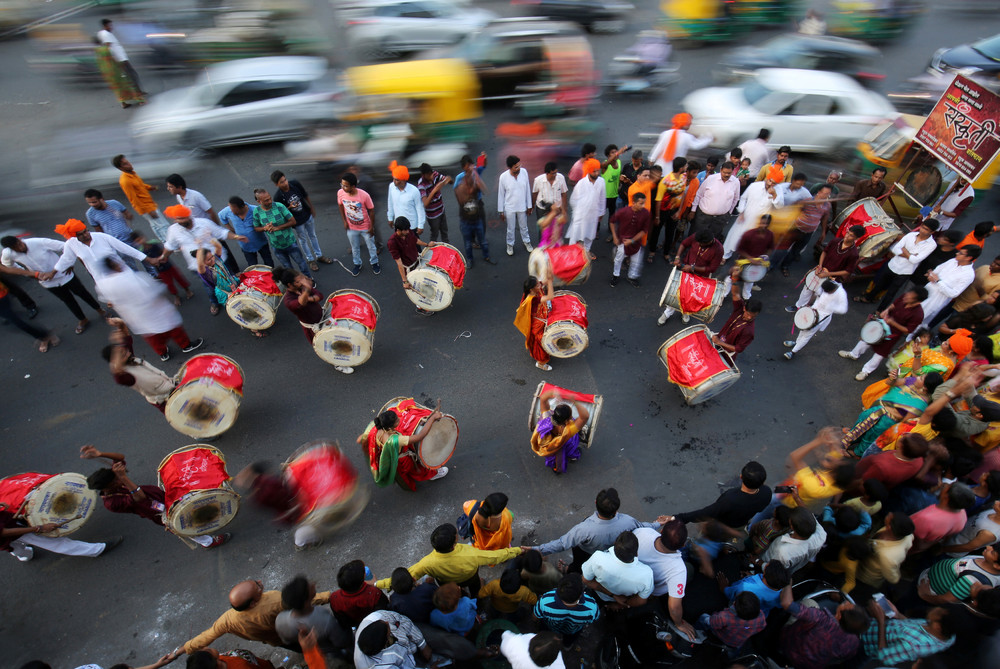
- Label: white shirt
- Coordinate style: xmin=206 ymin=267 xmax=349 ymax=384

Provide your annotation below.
xmin=500 ymin=631 xmax=566 ymax=669
xmin=691 ymin=173 xmax=740 ymax=215
xmin=2 ymin=238 xmax=72 ymax=288
xmin=888 ymin=231 xmax=937 ymax=275
xmin=762 ymin=524 xmax=827 ymax=573
xmin=97 ymin=269 xmax=182 ymax=335
xmin=532 ymin=173 xmax=568 ymax=209
xmin=565 ymin=175 xmax=605 ymax=244
xmin=737 ymin=137 xmax=770 ymax=175
xmin=922 ymin=258 xmax=976 ymax=323
xmin=387 ymin=182 xmax=426 ymax=231
xmin=176 ymin=189 xmax=214 ymax=221
xmin=634 ymin=527 xmax=687 ymax=597
xmin=165 ymin=218 xmax=231 ymax=271
xmin=812 ymin=283 xmax=849 ymax=332
xmin=498 ymin=169 xmax=532 ymax=213
xmin=650 ymin=128 xmax=713 ymax=171
xmin=581 ymin=546 xmax=655 ymax=601
xmin=776 ymin=183 xmax=813 ymax=206
xmin=96 ymin=29 xmax=127 ymax=62
xmin=53 ymin=232 xmax=147 ymax=281
xmin=936 ymin=183 xmax=974 ymax=230
xmin=354 ymin=611 xmax=426 ymax=669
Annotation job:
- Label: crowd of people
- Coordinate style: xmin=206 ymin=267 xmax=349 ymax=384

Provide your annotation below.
xmin=4 ymin=111 xmax=1000 ymax=669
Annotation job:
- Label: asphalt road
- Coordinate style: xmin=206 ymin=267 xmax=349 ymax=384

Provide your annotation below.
xmin=1 ymin=2 xmax=999 ymax=667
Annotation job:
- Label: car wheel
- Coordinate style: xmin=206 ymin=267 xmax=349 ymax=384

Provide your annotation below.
xmin=590 ymin=19 xmax=626 ymax=33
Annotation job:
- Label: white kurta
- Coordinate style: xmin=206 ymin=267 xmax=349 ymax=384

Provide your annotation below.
xmin=53 ymin=232 xmax=147 ymax=282
xmin=97 ymin=269 xmax=183 ymax=335
xmin=1 ymin=238 xmax=71 ymax=288
xmin=723 ymin=181 xmax=784 ymax=258
xmin=565 ymin=176 xmax=605 ymax=245
xmin=812 ymin=283 xmax=849 ymax=332
xmin=650 ymin=128 xmax=713 ymax=171
xmin=920 ymin=259 xmax=976 ymax=326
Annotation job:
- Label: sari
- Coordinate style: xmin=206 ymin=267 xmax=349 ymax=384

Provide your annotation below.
xmin=463 ymin=499 xmax=513 ymax=550
xmin=514 ymin=293 xmax=550 ymax=364
xmin=843 ymin=385 xmax=928 ymax=457
xmin=96 ymin=44 xmax=143 ymax=106
xmin=363 ymin=423 xmax=437 ymax=492
xmin=861 ymin=347 xmax=956 ymax=409
xmin=531 ymin=413 xmax=581 ymax=473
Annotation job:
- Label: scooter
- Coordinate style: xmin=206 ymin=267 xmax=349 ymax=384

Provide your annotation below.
xmin=604 ymin=31 xmax=680 ymax=96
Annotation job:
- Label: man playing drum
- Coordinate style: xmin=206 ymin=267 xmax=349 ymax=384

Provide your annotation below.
xmin=272 ymin=267 xmax=353 ymax=375
xmin=657 ymin=229 xmax=724 ymax=325
xmin=723 ymin=213 xmax=775 ymax=300
xmin=783 ymin=279 xmax=848 ymax=360
xmin=789 ymin=224 xmax=865 ymax=313
xmin=713 ymin=271 xmax=762 ymax=358
xmin=356 ymin=400 xmax=449 ymax=491
xmin=389 ymin=217 xmax=438 ymax=315
xmin=530 ymin=387 xmax=590 ymax=475
xmin=2 ymin=508 xmax=122 ymax=563
xmin=855 ymin=219 xmax=938 ymax=310
xmin=840 ymin=287 xmax=927 ymax=381
xmin=103 ymin=318 xmax=175 ymax=412
xmin=515 ymin=275 xmax=557 ymax=371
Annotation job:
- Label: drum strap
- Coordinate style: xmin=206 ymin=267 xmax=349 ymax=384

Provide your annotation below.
xmin=299 ymin=320 xmax=324 ymax=333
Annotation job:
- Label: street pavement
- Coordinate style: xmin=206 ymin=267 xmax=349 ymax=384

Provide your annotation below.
xmin=1 ymin=2 xmax=999 ymax=667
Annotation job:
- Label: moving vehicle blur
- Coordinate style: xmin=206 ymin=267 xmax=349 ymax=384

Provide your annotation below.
xmin=605 ymin=30 xmax=680 ymax=95
xmin=888 ymin=70 xmax=1000 ymax=115
xmin=715 ymin=33 xmax=883 ymax=87
xmin=659 ymin=0 xmax=796 ymax=45
xmin=131 ymin=56 xmax=350 ymax=151
xmin=683 ymin=68 xmax=898 ymax=154
xmin=828 ymin=0 xmax=925 ymax=43
xmin=510 ymin=0 xmax=634 ymax=33
xmin=929 ymin=33 xmax=1000 ymax=77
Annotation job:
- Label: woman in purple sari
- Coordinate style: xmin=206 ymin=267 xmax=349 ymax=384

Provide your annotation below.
xmin=530 ymin=388 xmax=589 ymax=474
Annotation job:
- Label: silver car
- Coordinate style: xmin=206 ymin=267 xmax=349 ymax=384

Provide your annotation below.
xmin=130 ymin=56 xmax=350 ymax=150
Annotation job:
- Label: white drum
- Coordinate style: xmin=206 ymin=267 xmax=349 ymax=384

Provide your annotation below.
xmin=861 ymin=319 xmax=892 ymax=344
xmin=406 ymin=243 xmax=467 ymax=312
xmin=804 ymin=269 xmax=822 ymax=293
xmin=657 ymin=325 xmax=742 ymax=405
xmin=157 ymin=445 xmax=240 ymax=537
xmin=793 ymin=306 xmax=820 ymax=330
xmin=225 ymin=265 xmax=284 ymax=330
xmin=659 ymin=267 xmax=726 ymax=324
xmin=22 ymin=473 xmax=98 ymax=537
xmin=165 ymin=354 xmax=245 ymax=439
xmin=313 ymin=290 xmax=381 ymax=367
xmin=528 ymin=382 xmax=604 ymax=446
xmin=540 ymin=290 xmax=589 ymax=358
xmin=739 ymin=261 xmax=768 ymax=283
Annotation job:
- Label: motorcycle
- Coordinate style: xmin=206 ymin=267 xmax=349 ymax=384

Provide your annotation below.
xmin=605 ymin=31 xmax=680 ymax=95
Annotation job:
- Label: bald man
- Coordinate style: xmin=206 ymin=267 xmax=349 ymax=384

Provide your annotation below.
xmin=173 ymin=579 xmax=331 ymax=657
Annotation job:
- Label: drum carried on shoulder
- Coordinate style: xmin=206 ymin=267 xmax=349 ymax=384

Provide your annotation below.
xmin=528 ymin=382 xmax=603 ymax=447
xmin=282 ymin=440 xmax=370 ymax=537
xmin=542 ymin=290 xmax=589 ymax=358
xmin=313 ymin=290 xmax=381 ymax=367
xmin=165 ymin=353 xmax=245 ymax=438
xmin=657 ymin=325 xmax=741 ymax=405
xmin=378 ymin=397 xmax=459 ymax=470
xmin=0 ymin=472 xmax=98 ymax=537
xmin=660 ymin=267 xmax=726 ymax=323
xmin=528 ymin=245 xmax=591 ymax=286
xmin=157 ymin=444 xmax=240 ymax=537
xmin=406 ymin=243 xmax=468 ymax=312
xmin=226 ymin=265 xmax=285 ymax=330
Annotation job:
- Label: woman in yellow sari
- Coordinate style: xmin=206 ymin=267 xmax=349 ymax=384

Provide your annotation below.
xmin=463 ymin=492 xmax=514 ymax=551
xmin=95 ymin=40 xmax=144 ymax=108
xmin=530 ymin=387 xmax=590 ymax=473
xmin=861 ymin=330 xmax=972 ymax=409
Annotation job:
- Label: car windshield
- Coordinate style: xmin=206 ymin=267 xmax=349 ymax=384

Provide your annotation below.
xmin=451 ymin=30 xmax=491 ymax=60
xmin=972 ymin=34 xmax=1000 ymax=62
xmin=742 ymin=80 xmax=773 ymax=107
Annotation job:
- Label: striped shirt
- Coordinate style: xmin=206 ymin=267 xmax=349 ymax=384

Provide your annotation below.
xmin=354 ymin=610 xmax=426 ymax=669
xmin=861 ymin=618 xmax=954 ymax=666
xmin=533 ymin=590 xmax=600 ymax=634
xmin=417 ymin=172 xmax=446 ymax=218
xmin=926 ymin=557 xmax=1000 ymax=601
xmin=86 ymin=199 xmax=133 ymax=242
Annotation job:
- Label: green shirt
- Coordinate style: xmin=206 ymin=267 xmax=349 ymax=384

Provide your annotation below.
xmin=603 ymin=160 xmax=622 ymax=198
xmin=252 ymin=202 xmax=296 ymax=249
xmin=927 ymin=557 xmax=1000 ymax=601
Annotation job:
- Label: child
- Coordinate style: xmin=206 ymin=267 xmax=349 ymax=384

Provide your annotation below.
xmin=519 ymin=549 xmax=561 ymax=596
xmin=537 ymin=204 xmax=566 ymax=249
xmin=704 ymin=591 xmax=765 ymax=653
xmin=843 ymin=479 xmax=887 ymax=519
xmin=735 ymin=157 xmax=753 ymax=193
xmin=430 ymin=582 xmax=478 ymax=636
xmin=129 ymin=230 xmax=192 ymax=306
xmin=478 ymin=568 xmax=537 ymax=621
xmin=196 ymin=244 xmax=264 ymax=338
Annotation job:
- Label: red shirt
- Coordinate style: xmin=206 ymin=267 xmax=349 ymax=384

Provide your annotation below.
xmin=820 ymin=237 xmax=860 ymax=279
xmin=249 ymin=473 xmax=296 ymax=521
xmin=737 ymin=228 xmax=774 ymax=259
xmin=388 ymin=231 xmax=421 ymax=267
xmin=283 ymin=288 xmax=323 ymax=325
xmin=873 ymin=296 xmax=924 ymax=356
xmin=101 ymin=474 xmax=167 ymax=526
xmin=854 ymin=451 xmax=923 ymax=490
xmin=611 ymin=207 xmax=651 ymax=255
xmin=718 ymin=296 xmax=755 ymax=356
xmin=678 ymin=234 xmax=723 ymax=276
xmin=328 ymin=584 xmax=388 ymax=628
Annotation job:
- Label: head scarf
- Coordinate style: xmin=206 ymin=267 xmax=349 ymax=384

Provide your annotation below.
xmin=767 ymin=165 xmax=785 ymax=182
xmin=389 ymin=160 xmax=409 ymax=181
xmin=948 ymin=328 xmax=974 ymax=359
xmin=662 ymin=113 xmax=694 ymax=164
xmin=163 ymin=204 xmax=191 ymax=219
xmin=55 ymin=219 xmax=86 ymax=239
xmin=583 ymin=158 xmax=602 ymax=177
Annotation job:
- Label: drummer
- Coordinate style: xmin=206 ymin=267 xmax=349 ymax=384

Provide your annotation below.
xmin=389 ymin=217 xmax=438 ymax=315
xmin=723 ymin=213 xmax=775 ymax=300
xmin=789 ymin=224 xmax=865 ymax=313
xmin=102 ymin=317 xmax=175 ymax=412
xmin=854 ymin=219 xmax=938 ymax=310
xmin=839 ymin=287 xmax=928 ymax=381
xmin=356 ymin=400 xmax=449 ymax=491
xmin=81 ymin=445 xmax=231 ymax=549
xmin=531 ymin=387 xmax=589 ymax=475
xmin=2 ymin=507 xmax=122 ymax=562
xmin=272 ymin=267 xmax=353 ymax=375
xmin=514 ymin=275 xmax=556 ymax=371
xmin=713 ymin=271 xmax=762 ymax=358
xmin=657 ymin=229 xmax=723 ymax=326
xmin=783 ymin=279 xmax=848 ymax=361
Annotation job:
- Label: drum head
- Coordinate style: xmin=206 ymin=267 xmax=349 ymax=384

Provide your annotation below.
xmin=23 ymin=473 xmax=98 ymax=537
xmin=860 ymin=319 xmax=889 ymax=344
xmin=313 ymin=320 xmax=374 ymax=367
xmin=683 ymin=370 xmax=741 ymax=405
xmin=166 ymin=486 xmax=240 ymax=536
xmin=406 ymin=267 xmax=455 ymax=311
xmin=528 ymin=248 xmax=552 ymax=283
xmin=659 ymin=267 xmax=680 ymax=308
xmin=299 ymin=483 xmax=370 ymax=535
xmin=794 ymin=307 xmax=819 ymax=330
xmin=860 ymin=231 xmax=902 ymax=260
xmin=165 ymin=380 xmax=241 ymax=438
xmin=242 ymin=264 xmax=273 ymax=273
xmin=418 ymin=414 xmax=459 ymax=468
xmin=804 ymin=270 xmax=822 ymax=292
xmin=740 ymin=263 xmax=768 ymax=283
xmin=226 ymin=293 xmax=277 ymax=330
xmin=541 ymin=321 xmax=589 ymax=358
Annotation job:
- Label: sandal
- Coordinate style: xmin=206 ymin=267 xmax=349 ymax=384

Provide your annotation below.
xmin=251 ymin=330 xmax=268 ymax=338
xmin=209 ymin=305 xmax=220 ymax=316
xmin=535 ymin=361 xmax=552 ymax=371
xmin=853 ymin=296 xmax=873 ymax=304
xmin=588 ymin=252 xmax=597 ymax=261
xmin=75 ymin=321 xmax=88 ymax=335
xmin=646 ymin=255 xmax=654 ymax=264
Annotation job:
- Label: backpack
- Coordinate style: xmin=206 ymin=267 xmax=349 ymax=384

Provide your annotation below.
xmin=456 ymin=500 xmax=481 ymax=540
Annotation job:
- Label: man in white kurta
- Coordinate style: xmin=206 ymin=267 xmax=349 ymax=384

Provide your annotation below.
xmin=723 ymin=176 xmax=783 ymax=260
xmin=919 ymin=247 xmax=979 ymax=328
xmin=565 ymin=160 xmax=606 ymax=252
xmin=783 ymin=279 xmax=848 ymax=359
xmin=650 ymin=113 xmax=713 ymax=172
xmin=51 ymin=227 xmax=150 ymax=293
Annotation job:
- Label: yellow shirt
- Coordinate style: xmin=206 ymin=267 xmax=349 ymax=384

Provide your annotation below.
xmin=953 ymin=265 xmax=1000 ymax=312
xmin=887 ymin=421 xmax=938 ymax=451
xmin=782 ymin=467 xmax=840 ymax=513
xmin=119 ymin=170 xmax=157 ymax=215
xmin=477 ymin=579 xmax=538 ymax=613
xmin=374 ymin=544 xmax=522 ymax=590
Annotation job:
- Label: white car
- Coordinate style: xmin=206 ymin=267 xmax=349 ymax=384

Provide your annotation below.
xmin=682 ymin=68 xmax=898 ymax=155
xmin=342 ymin=0 xmax=497 ymax=60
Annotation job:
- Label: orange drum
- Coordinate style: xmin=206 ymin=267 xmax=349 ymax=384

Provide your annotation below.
xmin=527 ymin=382 xmax=604 ymax=446
xmin=378 ymin=397 xmax=458 ymax=469
xmin=528 ymin=245 xmax=592 ymax=286
xmin=157 ymin=444 xmax=240 ymax=536
xmin=406 ymin=243 xmax=468 ymax=311
xmin=165 ymin=353 xmax=245 ymax=438
xmin=0 ymin=472 xmax=98 ymax=537
xmin=282 ymin=440 xmax=370 ymax=535
xmin=542 ymin=290 xmax=589 ymax=358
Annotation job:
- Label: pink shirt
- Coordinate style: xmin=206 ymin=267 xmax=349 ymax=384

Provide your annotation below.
xmin=338 ymin=188 xmax=375 ymax=231
xmin=912 ymin=504 xmax=966 ymax=545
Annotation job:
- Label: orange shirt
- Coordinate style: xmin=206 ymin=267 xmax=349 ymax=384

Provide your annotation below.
xmin=682 ymin=177 xmax=701 ymax=213
xmin=119 ymin=170 xmax=157 ymax=214
xmin=959 ymin=231 xmax=986 ymax=249
xmin=628 ymin=180 xmax=654 ymax=211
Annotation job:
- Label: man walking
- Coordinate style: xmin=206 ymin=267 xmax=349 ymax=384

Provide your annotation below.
xmin=454 ymin=155 xmax=496 ymax=266
xmin=650 ymin=112 xmax=713 ymax=171
xmin=498 ymin=155 xmax=533 ymax=256
xmin=50 ymin=218 xmax=153 ymax=284
xmin=252 ymin=189 xmax=312 ymax=279
xmin=417 ymin=163 xmax=452 ymax=243
xmin=610 ymin=193 xmax=650 ymax=287
xmin=532 ymin=161 xmax=569 ymax=223
xmin=566 ymin=159 xmax=605 ymax=256
xmin=856 ymin=219 xmax=938 ymax=309
xmin=775 ymin=182 xmax=833 ymax=276
xmin=113 ymin=155 xmax=166 ymax=241
xmin=782 ymin=279 xmax=848 ymax=360
xmin=166 ymin=173 xmax=239 ymax=274
xmin=97 ymin=19 xmax=143 ymax=93
xmin=271 ymin=170 xmax=331 ymax=271
xmin=688 ymin=161 xmax=740 ymax=241
xmin=387 ymin=161 xmax=426 ymax=236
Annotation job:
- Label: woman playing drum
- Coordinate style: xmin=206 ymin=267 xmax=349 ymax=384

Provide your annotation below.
xmin=530 ymin=388 xmax=589 ymax=474
xmin=357 ymin=400 xmax=449 ymax=491
xmin=514 ymin=275 xmax=556 ymax=371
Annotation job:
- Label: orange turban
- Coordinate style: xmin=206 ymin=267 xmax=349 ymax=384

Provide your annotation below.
xmin=389 ymin=160 xmax=409 ymax=181
xmin=582 ymin=158 xmax=602 ymax=176
xmin=767 ymin=165 xmax=785 ymax=182
xmin=55 ymin=218 xmax=86 ymax=239
xmin=164 ymin=204 xmax=191 ymax=219
xmin=671 ymin=113 xmax=692 ymax=129
xmin=948 ymin=328 xmax=974 ymax=359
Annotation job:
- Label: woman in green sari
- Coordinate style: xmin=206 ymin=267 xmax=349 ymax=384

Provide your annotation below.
xmin=842 ymin=372 xmax=943 ymax=458
xmin=95 ymin=39 xmax=144 ymax=108
xmin=356 ymin=400 xmax=448 ymax=491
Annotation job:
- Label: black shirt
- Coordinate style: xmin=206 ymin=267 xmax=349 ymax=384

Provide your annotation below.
xmin=273 ymin=179 xmax=312 ymax=225
xmin=675 ymin=486 xmax=772 ymax=528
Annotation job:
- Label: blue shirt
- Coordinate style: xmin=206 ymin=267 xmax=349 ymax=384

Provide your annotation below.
xmin=429 ymin=596 xmax=477 ymax=635
xmin=533 ymin=590 xmax=600 ymax=634
xmin=777 ymin=183 xmax=813 ymax=206
xmin=86 ymin=199 xmax=132 ymax=242
xmin=219 ymin=204 xmax=267 ymax=252
xmin=387 ymin=182 xmax=426 ymax=231
xmin=724 ymin=573 xmax=782 ymax=614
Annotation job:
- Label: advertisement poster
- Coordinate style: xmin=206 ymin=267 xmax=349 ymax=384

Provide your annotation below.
xmin=914 ymin=74 xmax=1000 ymax=181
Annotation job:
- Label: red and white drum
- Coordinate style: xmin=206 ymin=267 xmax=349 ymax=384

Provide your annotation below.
xmin=528 ymin=245 xmax=591 ymax=286
xmin=165 ymin=354 xmax=245 ymax=438
xmin=282 ymin=440 xmax=370 ymax=536
xmin=0 ymin=472 xmax=98 ymax=537
xmin=378 ymin=397 xmax=458 ymax=469
xmin=157 ymin=445 xmax=240 ymax=536
xmin=834 ymin=197 xmax=901 ymax=261
xmin=313 ymin=290 xmax=381 ymax=367
xmin=225 ymin=265 xmax=285 ymax=330
xmin=793 ymin=306 xmax=820 ymax=330
xmin=659 ymin=267 xmax=726 ymax=324
xmin=541 ymin=290 xmax=589 ymax=358
xmin=406 ymin=243 xmax=468 ymax=312
xmin=528 ymin=382 xmax=604 ymax=446
xmin=657 ymin=324 xmax=741 ymax=405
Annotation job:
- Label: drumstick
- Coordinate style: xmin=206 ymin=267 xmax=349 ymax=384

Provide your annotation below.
xmin=434 ymin=398 xmax=442 ymax=413
xmin=56 ymin=514 xmax=84 ymax=527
